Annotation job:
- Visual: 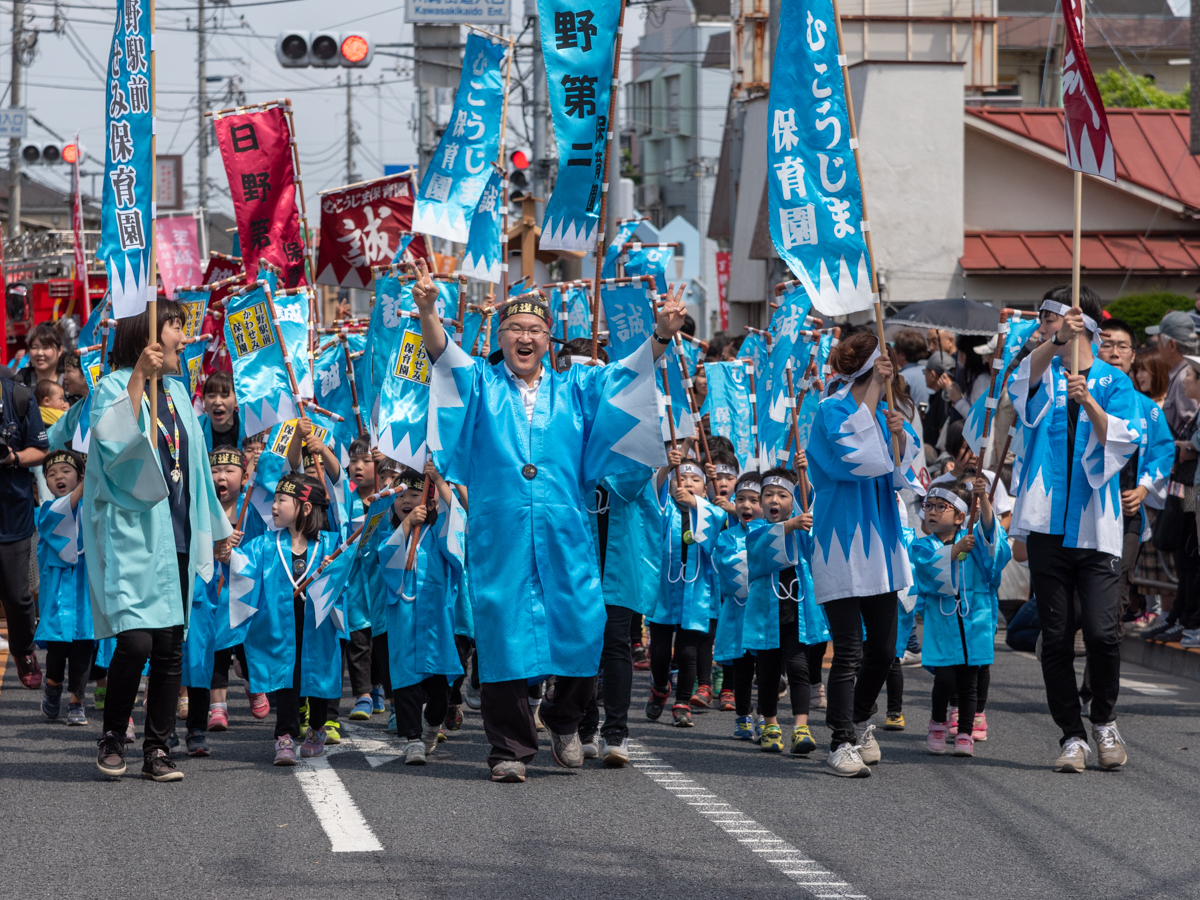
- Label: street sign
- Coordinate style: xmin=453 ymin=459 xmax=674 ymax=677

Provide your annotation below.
xmin=0 ymin=109 xmax=28 ymax=140
xmin=405 ymin=0 xmax=511 ymax=24
xmin=156 ymin=155 xmax=185 ymax=210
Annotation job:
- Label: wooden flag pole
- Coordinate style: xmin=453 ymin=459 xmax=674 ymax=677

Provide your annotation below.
xmin=589 ymin=0 xmax=631 ymax=364
xmin=783 ymin=362 xmax=811 ymax=514
xmin=495 ymin=34 xmax=516 ymax=307
xmin=339 ymin=333 xmax=367 ymax=437
xmin=147 ymin=0 xmax=158 ymax=418
xmin=1069 ymin=2 xmax=1085 ymax=377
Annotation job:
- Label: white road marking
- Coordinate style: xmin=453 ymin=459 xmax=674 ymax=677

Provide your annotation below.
xmin=628 ymin=742 xmax=868 ymax=900
xmin=294 ymin=755 xmax=383 ymax=853
xmin=1119 ymin=676 xmax=1178 ymax=696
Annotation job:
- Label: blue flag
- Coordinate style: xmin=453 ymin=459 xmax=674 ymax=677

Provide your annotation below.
xmin=100 ymin=0 xmax=155 ymax=318
xmin=600 ymin=280 xmax=656 ymax=361
xmin=794 ymin=330 xmax=834 ymax=453
xmin=537 ymin=0 xmax=621 ymax=252
xmin=313 ymin=339 xmax=361 ymax=450
xmin=624 ymin=244 xmax=675 ymax=294
xmin=549 ymin=283 xmax=592 ymax=342
xmin=176 ymin=289 xmax=210 ymax=342
xmin=767 ymin=0 xmax=873 ymax=317
xmin=413 ymin=34 xmax=508 ymax=242
xmin=602 ymin=218 xmax=645 ymax=279
xmin=224 ymin=283 xmax=299 ymax=437
xmin=1001 ymin=315 xmax=1041 ymax=374
xmin=273 ymin=288 xmax=314 ymax=399
xmin=461 ymin=169 xmax=504 ymax=283
xmin=702 ymin=361 xmax=756 ymax=470
xmin=377 ymin=318 xmax=434 ymax=470
xmin=389 ymin=232 xmax=416 ymax=266
xmin=737 ymin=331 xmax=769 ymax=379
xmin=461 ymin=306 xmax=498 ymax=357
xmin=365 ymin=268 xmax=405 ymax=410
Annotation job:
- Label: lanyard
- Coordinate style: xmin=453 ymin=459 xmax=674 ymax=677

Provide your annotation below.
xmin=276 ymin=531 xmax=316 ymax=591
xmin=154 ymin=384 xmax=183 ymax=484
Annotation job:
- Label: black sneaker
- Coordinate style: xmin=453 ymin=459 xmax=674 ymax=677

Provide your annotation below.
xmin=185 ymin=728 xmax=210 ymax=757
xmin=166 ymin=729 xmax=181 ymax=754
xmin=1154 ymin=622 xmax=1185 ymax=643
xmin=141 ymin=748 xmax=184 ymax=782
xmin=1140 ymin=621 xmax=1171 ymax=641
xmin=42 ymin=681 xmax=64 ymax=719
xmin=645 ymin=684 xmax=671 ymax=720
xmin=96 ymin=731 xmax=127 ymax=778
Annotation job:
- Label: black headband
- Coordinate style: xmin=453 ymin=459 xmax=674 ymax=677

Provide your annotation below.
xmin=43 ymin=449 xmax=82 ymax=476
xmin=209 ymin=449 xmax=245 ymax=469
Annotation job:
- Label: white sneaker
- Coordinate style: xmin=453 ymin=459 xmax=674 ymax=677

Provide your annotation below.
xmin=404 ymin=740 xmax=426 ymax=766
xmin=580 ymin=735 xmax=600 ymax=759
xmin=462 ymin=686 xmax=481 ymax=711
xmin=600 ymin=736 xmax=630 ymax=768
xmin=1093 ymin=721 xmax=1128 ymax=770
xmin=826 ymin=742 xmax=871 ymax=778
xmin=855 ymin=720 xmax=881 ymax=765
xmin=1054 ymin=736 xmax=1091 ymax=773
xmin=900 ymin=649 xmax=922 ymax=667
xmin=1180 ymin=628 xmax=1200 ymax=648
xmin=0 ymin=635 xmax=8 ymax=652
xmin=421 ymin=724 xmax=440 ymax=755
xmin=810 ymin=683 xmax=827 ymax=710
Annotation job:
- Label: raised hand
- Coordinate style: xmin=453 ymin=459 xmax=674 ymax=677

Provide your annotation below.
xmin=411 ymin=258 xmax=439 ymax=311
xmin=654 ymin=283 xmax=689 ymax=341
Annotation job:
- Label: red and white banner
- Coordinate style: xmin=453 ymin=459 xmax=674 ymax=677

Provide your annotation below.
xmin=156 ymin=216 xmax=204 ymax=300
xmin=213 ymin=106 xmax=308 ymax=286
xmin=715 ymin=250 xmax=731 ymax=332
xmin=316 ymin=172 xmax=428 ymax=288
xmin=1061 ymin=0 xmax=1115 ymax=182
xmin=203 ymin=254 xmax=242 ymax=286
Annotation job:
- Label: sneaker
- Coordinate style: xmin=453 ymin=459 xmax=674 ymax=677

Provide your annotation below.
xmin=66 ymin=702 xmax=87 ymax=726
xmin=323 ymin=721 xmax=341 ymax=745
xmin=645 ymin=683 xmax=670 ymax=721
xmin=186 ymin=728 xmax=210 ymax=757
xmin=444 ymin=704 xmax=463 ymax=731
xmin=810 ymin=683 xmax=827 ymax=710
xmin=548 ymin=729 xmax=584 ymax=768
xmin=1094 ymin=721 xmax=1128 ymax=770
xmin=717 ymin=689 xmax=736 ymax=711
xmin=207 ymin=704 xmax=229 ymax=732
xmin=947 ymin=707 xmax=959 ymax=737
xmin=42 ymin=681 xmax=64 ymax=719
xmin=93 ymin=686 xmax=107 ymax=711
xmin=491 ymin=760 xmax=526 ymax=782
xmin=165 ymin=729 xmax=181 ymax=755
xmin=972 ymin=713 xmax=988 ymax=742
xmin=349 ymin=696 xmax=373 ymax=721
xmin=1140 ymin=619 xmax=1174 ymax=641
xmin=1154 ymin=622 xmax=1185 ymax=643
xmin=689 ymin=684 xmax=713 ymax=709
xmin=600 ymin=736 xmax=630 ymax=767
xmin=300 ymin=727 xmax=327 ymax=758
xmin=404 ymin=741 xmax=427 ymax=765
xmin=14 ymin=651 xmax=42 ymax=690
xmin=791 ymin=724 xmax=817 ymax=755
xmin=463 ymin=685 xmax=482 ymax=711
xmin=671 ymin=704 xmax=694 ymax=728
xmin=733 ymin=715 xmax=754 ymax=741
xmin=96 ymin=731 xmax=127 ymax=778
xmin=884 ymin=712 xmax=906 ymax=731
xmin=927 ymin=719 xmax=949 ymax=755
xmin=760 ymin=724 xmax=784 ymax=752
xmin=370 ymin=684 xmax=386 ymax=714
xmin=826 ymin=742 xmax=871 ymax=777
xmin=1181 ymin=628 xmax=1200 ymax=648
xmin=124 ymin=718 xmax=136 ymax=744
xmin=246 ymin=689 xmax=270 ymax=720
xmin=1131 ymin=613 xmax=1161 ymax=633
xmin=532 ymin=702 xmax=546 ymax=733
xmin=422 ymin=724 xmax=440 ymax=755
xmin=273 ymin=736 xmax=297 ymax=766
xmin=177 ymin=692 xmax=189 ymax=720
xmin=900 ymin=649 xmax=922 ymax=667
xmin=141 ymin=748 xmax=184 ymax=782
xmin=386 ymin=711 xmax=397 ymax=734
xmin=631 ymin=643 xmax=650 ymax=670
xmin=953 ymin=733 xmax=975 ymax=757
xmin=855 ymin=721 xmax=881 ymax=765
xmin=580 ymin=734 xmax=601 ymax=759
xmin=1054 ymin=736 xmax=1091 ymax=773
xmin=751 ymin=715 xmax=765 ymax=743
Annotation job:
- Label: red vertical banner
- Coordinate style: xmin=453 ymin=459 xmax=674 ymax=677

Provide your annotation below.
xmin=213 ymin=105 xmax=307 ymax=286
xmin=155 ymin=216 xmax=204 ymax=299
xmin=315 ymin=171 xmax=428 ymax=288
xmin=715 ymin=250 xmax=731 ymax=332
xmin=1060 ymin=0 xmax=1115 ymax=181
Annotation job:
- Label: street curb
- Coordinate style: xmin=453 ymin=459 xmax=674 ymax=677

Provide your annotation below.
xmin=1121 ymin=636 xmax=1200 ymax=683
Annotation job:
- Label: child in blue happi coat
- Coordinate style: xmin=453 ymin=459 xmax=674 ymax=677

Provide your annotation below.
xmin=911 ymin=475 xmax=1010 ymax=758
xmin=35 ymin=449 xmax=93 ymax=726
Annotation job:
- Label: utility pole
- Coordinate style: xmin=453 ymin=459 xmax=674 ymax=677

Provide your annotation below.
xmin=9 ymin=1 xmax=24 ymax=238
xmin=531 ymin=10 xmax=548 ymax=224
xmin=346 ymin=75 xmax=355 ymax=182
xmin=197 ymin=0 xmax=208 ymax=211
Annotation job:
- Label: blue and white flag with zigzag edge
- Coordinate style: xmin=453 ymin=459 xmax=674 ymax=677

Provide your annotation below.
xmin=602 ymin=219 xmax=645 ymax=280
xmin=962 ymin=314 xmax=1042 ymax=457
xmin=224 ymin=282 xmax=299 ymax=437
xmin=460 ymin=168 xmax=504 ymax=283
xmin=274 ymin=288 xmax=314 ymax=399
xmin=795 ymin=330 xmax=836 ymax=453
xmin=549 ymin=283 xmax=592 ymax=342
xmin=701 ymin=361 xmax=756 ymax=471
xmin=376 ymin=312 xmax=442 ymax=470
xmin=412 ymin=34 xmax=507 ymax=243
xmin=313 ymin=337 xmax=361 ymax=452
xmin=100 ymin=0 xmax=154 ymax=318
xmin=623 ymin=244 xmax=675 ymax=295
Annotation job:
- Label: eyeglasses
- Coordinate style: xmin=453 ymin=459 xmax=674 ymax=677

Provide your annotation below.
xmin=1100 ymin=340 xmax=1132 ymax=352
xmin=922 ymin=501 xmax=953 ymax=514
xmin=499 ymin=326 xmax=551 ymax=338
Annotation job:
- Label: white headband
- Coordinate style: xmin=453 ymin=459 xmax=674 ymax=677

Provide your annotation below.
xmin=736 ymin=480 xmax=762 ymax=495
xmin=566 ymin=355 xmax=593 ymax=367
xmin=928 ymin=486 xmax=968 ymax=514
xmin=826 ymin=345 xmax=882 ymax=397
xmin=714 ymin=463 xmax=739 ymax=477
xmin=1040 ymin=299 xmax=1099 ymax=335
xmin=762 ymin=475 xmax=797 ymax=493
xmin=678 ymin=462 xmax=707 ymax=482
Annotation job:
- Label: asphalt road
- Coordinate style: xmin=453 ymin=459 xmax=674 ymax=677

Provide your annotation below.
xmin=2 ymin=639 xmax=1198 ymax=900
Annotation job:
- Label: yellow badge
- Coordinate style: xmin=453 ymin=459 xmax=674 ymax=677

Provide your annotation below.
xmin=226 ymin=302 xmax=276 ymax=360
xmin=394 ymin=331 xmax=430 ymax=385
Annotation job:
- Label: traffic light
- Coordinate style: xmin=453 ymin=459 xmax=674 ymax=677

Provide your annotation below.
xmin=62 ymin=143 xmax=80 ymax=164
xmin=508 ymin=147 xmax=531 ymax=202
xmin=21 ymin=142 xmax=66 ymax=165
xmin=276 ymin=31 xmax=372 ymax=68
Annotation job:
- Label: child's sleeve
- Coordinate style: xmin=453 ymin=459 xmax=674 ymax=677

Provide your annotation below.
xmin=746 ymin=521 xmax=799 ymax=582
xmin=690 ymin=495 xmax=727 ymax=556
xmin=971 ymin=518 xmax=1012 ymax=590
xmin=911 ymin=535 xmax=954 ymax=599
xmin=228 ymin=535 xmax=267 ymax=632
xmin=36 ymin=496 xmax=79 ymax=567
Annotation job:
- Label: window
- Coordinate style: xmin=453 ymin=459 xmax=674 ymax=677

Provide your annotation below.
xmin=665 ymin=76 xmax=681 ymax=133
xmin=634 ymin=81 xmax=652 ymax=135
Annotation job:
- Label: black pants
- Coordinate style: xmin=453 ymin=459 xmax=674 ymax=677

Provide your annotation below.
xmin=44 ymin=640 xmax=94 ymax=699
xmin=0 ymin=537 xmax=36 ymax=656
xmin=393 ymin=675 xmax=448 ymax=740
xmin=342 ymin=627 xmax=373 ymax=697
xmin=1169 ymin=513 xmax=1200 ymax=627
xmin=450 ymin=635 xmax=472 ymax=704
xmin=823 ymin=592 xmax=898 ymax=751
xmin=371 ymin=633 xmax=391 ymax=700
xmin=948 ymin=663 xmax=991 ymax=713
xmin=630 ymin=613 xmax=643 ymax=646
xmin=807 ymin=642 xmax=827 ymax=686
xmin=187 ymin=686 xmax=209 ymax=733
xmin=648 ymin=622 xmax=705 ymax=705
xmin=480 ymin=676 xmax=593 ymax=767
xmin=886 ymin=658 xmax=903 ymax=715
xmin=1026 ymin=532 xmax=1121 ymax=742
xmin=580 ymin=604 xmax=635 ymax=741
xmin=754 ymin=629 xmax=811 ymax=719
xmin=274 ymin=598 xmax=331 ymax=740
xmin=210 ymin=645 xmax=249 ymax=691
xmin=732 ymin=653 xmax=755 ymax=716
xmin=696 ymin=619 xmax=716 ymax=689
xmin=932 ymin=664 xmax=979 ymax=727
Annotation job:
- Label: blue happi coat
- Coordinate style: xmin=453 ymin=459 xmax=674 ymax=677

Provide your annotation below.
xmin=1133 ymin=390 xmax=1173 ymax=539
xmin=428 ymin=337 xmax=665 ymax=682
xmin=587 ymin=468 xmax=662 ymax=616
xmin=182 ymin=574 xmax=217 ymax=688
xmin=334 ymin=473 xmax=375 ymax=635
xmin=911 ymin=519 xmax=1010 ymax=667
xmin=648 ymin=484 xmax=727 ymax=632
xmin=231 ymin=529 xmax=347 ymax=698
xmin=1008 ymin=355 xmax=1140 ymax=557
xmin=34 ymin=495 xmax=92 ymax=643
xmin=807 ymin=391 xmax=925 ymax=604
xmin=744 ymin=522 xmax=829 ymax=651
xmin=198 ymin=412 xmax=245 ymax=453
xmin=378 ymin=496 xmax=466 ymax=690
xmin=712 ymin=519 xmax=762 ymax=664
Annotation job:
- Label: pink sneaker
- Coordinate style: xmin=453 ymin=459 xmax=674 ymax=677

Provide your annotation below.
xmin=300 ymin=726 xmax=327 ymax=758
xmin=927 ymin=719 xmax=948 ymax=755
xmin=247 ymin=688 xmax=270 ymax=720
xmin=953 ymin=733 xmax=975 ymax=757
xmin=207 ymin=705 xmax=229 ymax=732
xmin=972 ymin=712 xmax=988 ymax=742
xmin=947 ymin=706 xmax=959 ymax=737
xmin=273 ymin=736 xmax=297 ymax=766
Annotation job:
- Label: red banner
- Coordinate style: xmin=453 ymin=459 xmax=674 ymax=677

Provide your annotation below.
xmin=203 ymin=254 xmax=242 ymax=286
xmin=315 ymin=172 xmax=428 ymax=288
xmin=156 ymin=216 xmax=203 ymax=299
xmin=213 ymin=106 xmax=307 ymax=287
xmin=715 ymin=250 xmax=731 ymax=332
xmin=1060 ymin=0 xmax=1115 ymax=181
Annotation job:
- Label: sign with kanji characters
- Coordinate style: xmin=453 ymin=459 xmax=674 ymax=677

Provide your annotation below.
xmin=175 ymin=289 xmax=210 ymax=342
xmin=460 ymin=168 xmax=504 ymax=282
xmin=715 ymin=250 xmax=730 ymax=331
xmin=316 ymin=171 xmax=428 ymax=289
xmin=157 ymin=216 xmax=204 ymax=300
xmin=224 ymin=283 xmax=299 ymax=436
xmin=766 ymin=0 xmax=873 ymax=317
xmin=225 ymin=301 xmax=277 ymax=360
xmin=412 ymin=33 xmax=508 ymax=243
xmin=405 ymin=0 xmax=512 ymax=23
xmin=156 ymin=155 xmax=184 ymax=210
xmin=599 ymin=280 xmax=655 ymax=362
xmin=270 ymin=420 xmax=298 ymax=457
xmin=99 ymin=0 xmax=155 ymax=318
xmin=213 ymin=106 xmax=308 ymax=287
xmin=393 ymin=331 xmax=431 ymax=384
xmin=537 ymin=0 xmax=621 ymax=252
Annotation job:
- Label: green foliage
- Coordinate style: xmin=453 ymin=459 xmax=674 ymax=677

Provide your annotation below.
xmin=1106 ymin=291 xmax=1195 ymax=340
xmin=1097 ymin=70 xmax=1189 ymax=110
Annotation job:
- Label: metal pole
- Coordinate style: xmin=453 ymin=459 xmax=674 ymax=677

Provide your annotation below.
xmin=346 ymin=75 xmax=354 ymax=183
xmin=531 ymin=14 xmax=548 ymax=225
xmin=8 ymin=1 xmax=23 ymax=238
xmin=197 ymin=0 xmax=208 ymax=212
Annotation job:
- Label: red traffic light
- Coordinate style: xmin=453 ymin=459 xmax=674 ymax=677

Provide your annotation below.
xmin=341 ymin=34 xmax=369 ymax=64
xmin=511 ymin=149 xmax=529 ymax=170
xmin=62 ymin=144 xmax=79 ymax=164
